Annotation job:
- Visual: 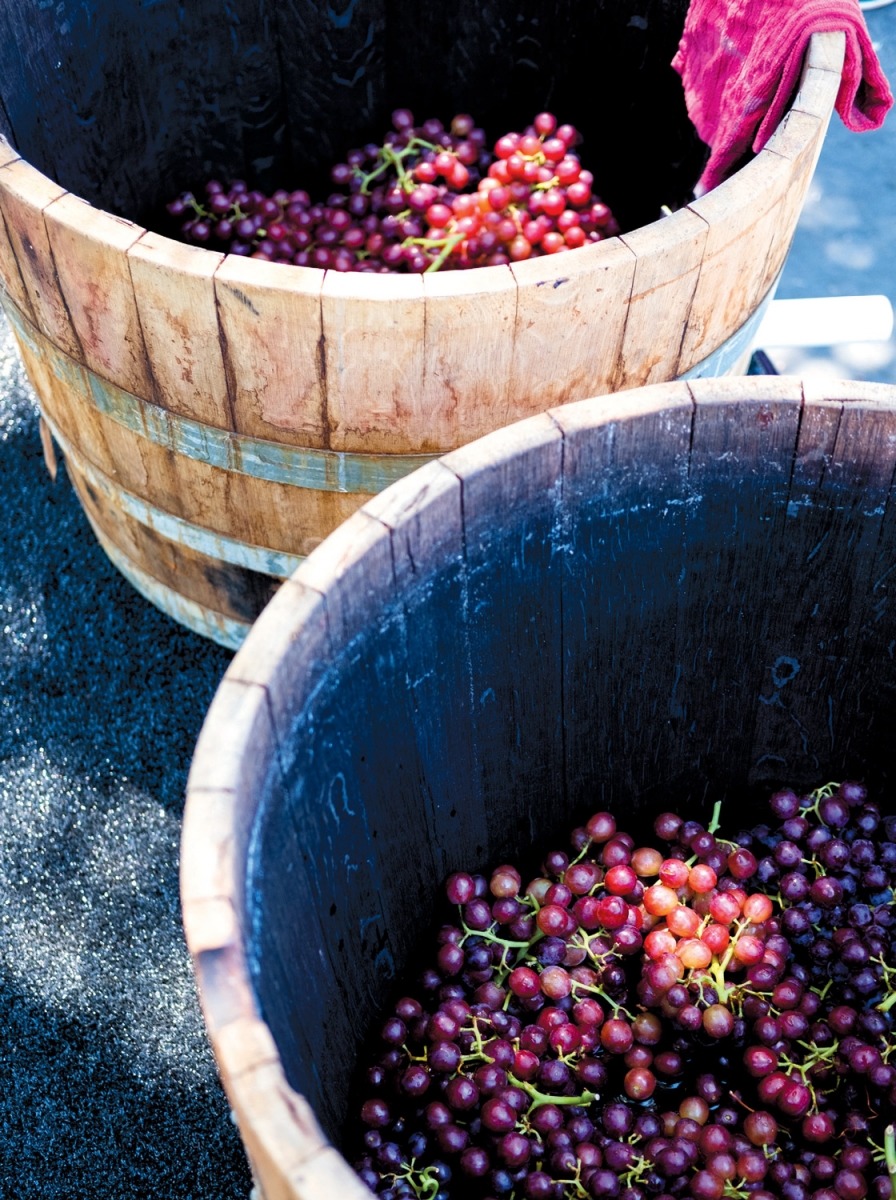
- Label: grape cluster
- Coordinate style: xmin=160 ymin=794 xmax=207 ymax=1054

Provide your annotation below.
xmin=351 ymin=791 xmax=896 ymax=1200
xmin=737 ymin=785 xmax=896 ymax=1144
xmin=165 ymin=109 xmax=620 ymax=273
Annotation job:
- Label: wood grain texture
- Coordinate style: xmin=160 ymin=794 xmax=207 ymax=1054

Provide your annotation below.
xmin=181 ymin=788 xmax=248 ymax=910
xmin=0 ymin=207 xmax=34 ymax=321
xmin=38 ymin=415 xmax=57 ymax=481
xmin=7 ymin=315 xmax=115 ymax=476
xmin=791 ymin=65 xmax=842 ymax=122
xmin=760 ymin=109 xmax=826 ymax=298
xmin=273 ymin=0 xmax=387 ymax=187
xmin=680 ymin=149 xmax=794 ymax=373
xmin=321 ymin=271 xmax=426 ymax=453
xmin=188 ymin=676 xmax=279 ymax=802
xmin=364 ymin=460 xmax=487 ymax=882
xmin=0 ymin=134 xmax=17 ymax=170
xmin=550 ymin=384 xmax=694 ymax=808
xmin=421 ymin=265 xmax=516 ymax=449
xmin=0 ymin=0 xmax=286 ymax=221
xmin=617 ymin=208 xmax=709 ymax=389
xmin=0 ymin=158 xmax=80 ymax=357
xmin=442 ymin=413 xmax=566 ymax=863
xmin=295 ymin=508 xmax=395 ymax=648
xmin=0 ymin=138 xmax=29 ymax=314
xmin=223 ymin=1063 xmax=346 ymax=1200
xmin=509 ymin=238 xmax=637 ymax=414
xmin=44 ymin=193 xmax=151 ymax=396
xmin=127 ymin=231 xmax=231 ymax=429
xmin=227 ymin=578 xmax=332 ymax=754
xmin=749 ymin=392 xmax=896 ymax=786
xmin=677 ymin=377 xmax=805 ymax=793
xmin=215 ymin=256 xmax=328 ymax=448
xmin=806 ymin=29 xmax=847 ymax=74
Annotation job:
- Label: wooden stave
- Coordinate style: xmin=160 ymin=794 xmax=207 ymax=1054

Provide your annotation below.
xmin=0 ymin=33 xmax=844 ymax=638
xmin=181 ymin=374 xmax=896 ymax=1199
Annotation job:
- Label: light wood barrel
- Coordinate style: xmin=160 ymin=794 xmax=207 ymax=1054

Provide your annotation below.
xmin=183 ymin=374 xmax=896 ymax=1198
xmin=0 ymin=26 xmax=844 ymax=646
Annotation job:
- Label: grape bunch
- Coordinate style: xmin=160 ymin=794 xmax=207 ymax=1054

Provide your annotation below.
xmin=165 ymin=109 xmax=620 ymax=273
xmin=350 ymin=792 xmax=896 ymax=1200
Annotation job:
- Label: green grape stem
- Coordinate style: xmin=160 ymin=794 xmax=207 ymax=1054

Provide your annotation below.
xmin=872 ymin=957 xmax=896 ymax=1012
xmin=885 ymin=1125 xmax=896 ymax=1200
xmin=804 ymin=782 xmax=841 ymax=820
xmin=508 ymin=1072 xmax=597 ymax=1114
xmin=424 ymin=231 xmax=465 ymax=273
xmin=390 ymin=1160 xmax=440 ymax=1200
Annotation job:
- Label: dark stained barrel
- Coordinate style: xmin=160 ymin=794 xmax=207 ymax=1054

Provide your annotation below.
xmin=182 ymin=375 xmax=896 ymax=1198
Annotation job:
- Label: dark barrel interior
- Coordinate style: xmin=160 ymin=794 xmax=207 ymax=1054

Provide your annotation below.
xmin=0 ymin=0 xmax=704 ymax=234
xmin=245 ymin=394 xmax=896 ymax=1147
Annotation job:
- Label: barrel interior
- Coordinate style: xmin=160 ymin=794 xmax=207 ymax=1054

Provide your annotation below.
xmin=0 ymin=0 xmax=704 ymax=236
xmin=245 ymin=393 xmax=896 ymax=1149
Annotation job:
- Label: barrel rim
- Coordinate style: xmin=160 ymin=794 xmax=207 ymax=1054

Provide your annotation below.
xmin=183 ymin=370 xmax=893 ymax=1199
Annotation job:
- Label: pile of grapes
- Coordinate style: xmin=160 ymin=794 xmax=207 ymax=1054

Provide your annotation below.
xmin=165 ymin=110 xmax=621 ymax=273
xmin=351 ymin=784 xmax=896 ymax=1200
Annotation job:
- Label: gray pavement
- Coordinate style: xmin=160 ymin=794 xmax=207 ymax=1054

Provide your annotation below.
xmin=0 ymin=320 xmax=249 ymax=1196
xmin=0 ymin=20 xmax=893 ymax=1194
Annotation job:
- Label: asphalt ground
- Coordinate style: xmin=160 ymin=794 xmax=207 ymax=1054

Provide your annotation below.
xmin=0 ymin=322 xmax=248 ymax=1196
xmin=0 ymin=13 xmax=893 ymax=1194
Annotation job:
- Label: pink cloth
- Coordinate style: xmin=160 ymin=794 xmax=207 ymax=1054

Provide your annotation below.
xmin=672 ymin=0 xmax=893 ymax=194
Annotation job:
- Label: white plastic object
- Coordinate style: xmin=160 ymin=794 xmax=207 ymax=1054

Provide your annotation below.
xmin=756 ymin=295 xmax=894 ymax=348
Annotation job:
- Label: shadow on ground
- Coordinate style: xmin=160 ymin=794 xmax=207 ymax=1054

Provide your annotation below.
xmin=0 ymin=313 xmax=251 ymax=1197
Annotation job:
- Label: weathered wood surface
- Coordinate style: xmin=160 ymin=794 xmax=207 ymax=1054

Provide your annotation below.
xmin=551 ymin=383 xmax=694 ymax=807
xmin=674 ymin=377 xmax=804 ymax=790
xmin=8 ymin=314 xmax=369 ymax=558
xmin=0 ymin=157 xmax=81 ymax=358
xmin=44 ymin=194 xmax=151 ymax=396
xmin=67 ymin=456 xmax=282 ymax=626
xmin=127 ymin=231 xmax=232 ymax=429
xmin=215 ymin=257 xmax=327 ymax=449
xmin=0 ymin=30 xmax=841 ymax=430
xmin=0 ymin=136 xmax=34 ymax=319
xmin=321 ymin=271 xmax=426 ymax=454
xmin=509 ymin=238 xmax=637 ymax=414
xmin=183 ymin=376 xmax=896 ymax=1199
xmin=420 ymin=266 xmax=516 ymax=447
xmin=617 ymin=210 xmax=709 ymax=388
xmin=442 ymin=413 xmax=567 ymax=862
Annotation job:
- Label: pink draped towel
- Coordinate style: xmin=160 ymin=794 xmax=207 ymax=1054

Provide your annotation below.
xmin=672 ymin=0 xmax=893 ymax=194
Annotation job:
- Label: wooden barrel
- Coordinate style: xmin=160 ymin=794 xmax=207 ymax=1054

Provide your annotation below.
xmin=0 ymin=10 xmax=844 ymax=647
xmin=182 ymin=374 xmax=896 ymax=1198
